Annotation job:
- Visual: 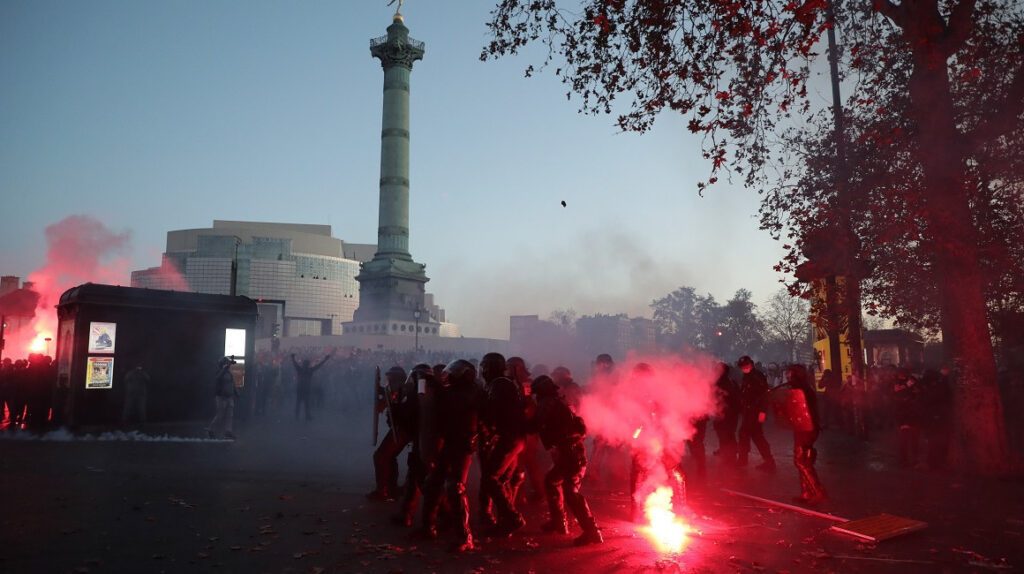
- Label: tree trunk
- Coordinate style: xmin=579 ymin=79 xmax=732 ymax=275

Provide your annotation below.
xmin=907 ymin=32 xmax=1010 ymax=473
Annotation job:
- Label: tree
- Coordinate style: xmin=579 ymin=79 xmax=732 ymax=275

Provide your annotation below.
xmin=719 ymin=289 xmax=766 ymax=360
xmin=761 ymin=288 xmax=811 ymax=363
xmin=650 ymin=286 xmax=722 ymax=351
xmin=548 ymin=308 xmax=578 ymax=333
xmin=482 ymin=0 xmax=1023 ymax=472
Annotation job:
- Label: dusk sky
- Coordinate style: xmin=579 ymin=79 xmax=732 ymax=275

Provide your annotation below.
xmin=1 ymin=1 xmax=791 ymax=338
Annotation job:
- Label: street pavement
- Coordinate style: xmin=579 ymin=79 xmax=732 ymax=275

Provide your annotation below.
xmin=1 ymin=411 xmax=1021 ymax=574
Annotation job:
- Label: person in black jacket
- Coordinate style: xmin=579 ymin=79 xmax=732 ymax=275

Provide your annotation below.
xmin=290 ymin=351 xmax=334 ymax=421
xmin=920 ymin=367 xmax=953 ymax=470
xmin=206 ymin=357 xmax=238 ymax=440
xmin=736 ymin=355 xmax=775 ymax=471
xmin=532 ymin=375 xmax=602 ymax=546
xmin=478 ymin=352 xmax=528 ymax=536
xmin=780 ymin=364 xmax=826 ymax=504
xmin=892 ymin=368 xmax=923 ymax=468
xmin=416 ymin=359 xmax=483 ymax=553
xmin=712 ymin=362 xmax=740 ymax=464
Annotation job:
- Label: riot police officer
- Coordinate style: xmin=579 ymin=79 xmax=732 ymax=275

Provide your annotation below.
xmin=737 ymin=356 xmax=776 ymax=471
xmin=712 ymin=362 xmax=740 ymax=463
xmin=478 ymin=352 xmax=527 ymax=536
xmin=416 ymin=359 xmax=483 ymax=553
xmin=779 ymin=364 xmax=826 ymax=504
xmin=392 ymin=363 xmax=434 ymax=527
xmin=368 ymin=365 xmax=410 ymax=502
xmin=532 ymin=375 xmax=603 ymax=546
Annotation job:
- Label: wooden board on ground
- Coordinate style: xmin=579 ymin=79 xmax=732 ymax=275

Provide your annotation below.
xmin=722 ymin=489 xmax=927 ymax=542
xmin=830 ymin=513 xmax=928 ymax=542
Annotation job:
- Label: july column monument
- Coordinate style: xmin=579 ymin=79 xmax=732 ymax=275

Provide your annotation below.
xmin=346 ymin=8 xmax=434 ymax=337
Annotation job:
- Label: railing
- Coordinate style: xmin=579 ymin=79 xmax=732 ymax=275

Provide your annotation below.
xmin=369 ymin=35 xmax=425 ymax=51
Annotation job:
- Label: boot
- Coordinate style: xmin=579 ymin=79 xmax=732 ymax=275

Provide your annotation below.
xmin=390 ymin=512 xmax=414 ymax=527
xmin=756 ymin=458 xmax=776 ymax=472
xmin=545 ymin=482 xmax=569 ymax=531
xmin=365 ymin=489 xmax=395 ymax=502
xmin=449 ymin=534 xmax=475 ymax=553
xmin=573 ymin=528 xmax=603 ymax=546
xmin=541 ymin=518 xmax=569 ymax=535
xmin=735 ymin=453 xmax=749 ymax=467
xmin=410 ymin=525 xmax=438 ymax=540
xmin=487 ymin=513 xmax=526 ymax=538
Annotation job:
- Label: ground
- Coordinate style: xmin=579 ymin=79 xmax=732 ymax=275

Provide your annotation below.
xmin=1 ymin=414 xmax=1021 ymax=574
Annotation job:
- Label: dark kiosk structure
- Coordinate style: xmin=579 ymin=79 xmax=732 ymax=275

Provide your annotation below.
xmin=55 ymin=284 xmax=258 ymax=427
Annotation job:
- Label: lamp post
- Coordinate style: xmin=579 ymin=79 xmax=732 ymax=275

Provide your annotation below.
xmin=44 ymin=337 xmax=52 ymax=357
xmin=413 ymin=308 xmax=421 ymax=352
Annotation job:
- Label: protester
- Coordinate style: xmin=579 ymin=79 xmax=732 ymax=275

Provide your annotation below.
xmin=121 ymin=364 xmax=150 ymax=425
xmin=207 ymin=357 xmax=238 ymax=440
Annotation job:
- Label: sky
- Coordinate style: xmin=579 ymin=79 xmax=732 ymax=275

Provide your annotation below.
xmin=1 ymin=1 xmax=793 ymax=339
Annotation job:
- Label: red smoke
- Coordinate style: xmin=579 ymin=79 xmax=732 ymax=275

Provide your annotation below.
xmin=581 ymin=353 xmax=719 ymax=551
xmin=581 ymin=354 xmax=719 ymax=453
xmin=8 ymin=216 xmax=131 ymax=358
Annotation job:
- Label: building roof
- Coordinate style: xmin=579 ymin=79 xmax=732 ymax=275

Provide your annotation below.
xmin=863 ymin=328 xmax=925 ymax=345
xmin=165 ymin=221 xmax=348 ymax=259
xmin=58 ymin=283 xmax=258 ymax=315
xmin=342 ymin=243 xmax=377 ymax=263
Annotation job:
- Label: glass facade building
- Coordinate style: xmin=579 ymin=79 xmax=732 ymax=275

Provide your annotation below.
xmin=131 ymin=221 xmax=371 ymax=338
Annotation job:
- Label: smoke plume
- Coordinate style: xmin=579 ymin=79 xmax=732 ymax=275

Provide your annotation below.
xmin=433 ymin=227 xmax=693 ymax=339
xmin=8 ymin=216 xmax=131 ymax=358
xmin=580 ymin=353 xmax=720 ymax=501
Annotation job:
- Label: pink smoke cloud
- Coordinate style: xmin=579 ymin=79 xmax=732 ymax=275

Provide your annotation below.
xmin=7 ymin=216 xmax=131 ymax=358
xmin=580 ymin=353 xmax=721 ymax=505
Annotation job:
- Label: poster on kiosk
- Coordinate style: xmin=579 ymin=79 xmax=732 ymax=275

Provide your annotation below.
xmin=85 ymin=356 xmax=114 ymax=389
xmin=88 ymin=322 xmax=117 ymax=354
xmin=86 ymin=321 xmax=117 ymax=389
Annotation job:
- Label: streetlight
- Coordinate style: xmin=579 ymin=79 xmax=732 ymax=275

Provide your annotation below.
xmin=413 ymin=308 xmax=421 ymax=352
xmin=0 ymin=315 xmax=7 ymax=362
xmin=44 ymin=337 xmax=52 ymax=357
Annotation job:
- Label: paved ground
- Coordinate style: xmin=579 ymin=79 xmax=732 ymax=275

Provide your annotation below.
xmin=1 ymin=412 xmax=1022 ymax=574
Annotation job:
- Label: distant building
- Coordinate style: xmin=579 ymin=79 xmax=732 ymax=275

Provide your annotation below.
xmin=576 ymin=314 xmax=657 ymax=360
xmin=1 ymin=276 xmax=20 ymax=297
xmin=863 ymin=329 xmax=925 ymax=368
xmin=131 ymin=221 xmax=371 ymax=338
xmin=0 ymin=276 xmax=38 ymax=338
xmin=508 ymin=313 xmax=654 ymax=372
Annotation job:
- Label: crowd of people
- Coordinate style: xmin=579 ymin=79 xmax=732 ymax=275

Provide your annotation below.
xmin=364 ymin=353 xmax=603 ymax=552
xmin=0 ymin=354 xmax=57 ymax=431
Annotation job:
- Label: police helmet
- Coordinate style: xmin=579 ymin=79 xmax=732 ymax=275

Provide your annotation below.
xmin=531 ymin=375 xmax=559 ymax=397
xmin=442 ymin=359 xmax=477 ymax=387
xmin=506 ymin=357 xmax=530 ymax=382
xmin=386 ymin=365 xmax=407 ymax=383
xmin=480 ymin=352 xmax=507 ymax=376
xmin=551 ymin=366 xmax=572 ymax=384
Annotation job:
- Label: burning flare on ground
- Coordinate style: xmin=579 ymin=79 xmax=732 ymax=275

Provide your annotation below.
xmin=640 ymin=486 xmax=694 ymax=554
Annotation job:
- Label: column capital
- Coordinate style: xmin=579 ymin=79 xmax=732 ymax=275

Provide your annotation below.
xmin=370 ymin=22 xmax=425 ymax=70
